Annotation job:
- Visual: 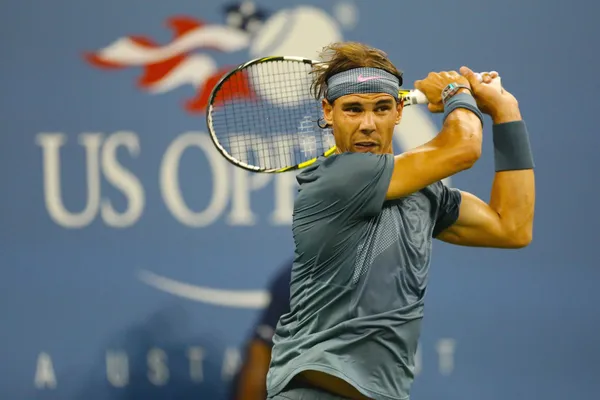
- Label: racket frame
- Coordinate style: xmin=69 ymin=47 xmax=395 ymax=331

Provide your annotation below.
xmin=206 ymin=55 xmax=418 ymax=173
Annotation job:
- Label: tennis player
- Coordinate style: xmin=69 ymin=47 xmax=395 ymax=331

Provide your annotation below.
xmin=265 ymin=42 xmax=535 ymax=400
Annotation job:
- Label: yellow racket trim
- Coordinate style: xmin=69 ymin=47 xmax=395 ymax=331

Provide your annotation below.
xmin=275 ymin=145 xmax=338 ymax=173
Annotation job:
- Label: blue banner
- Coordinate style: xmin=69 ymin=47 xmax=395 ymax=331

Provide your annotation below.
xmin=1 ymin=0 xmax=598 ymax=399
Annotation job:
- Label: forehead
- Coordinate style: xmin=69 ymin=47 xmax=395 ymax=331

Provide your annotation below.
xmin=336 ymin=93 xmax=396 ymax=106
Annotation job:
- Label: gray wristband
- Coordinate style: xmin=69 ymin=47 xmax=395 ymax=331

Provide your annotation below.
xmin=442 ymin=93 xmax=484 ymax=127
xmin=493 ymin=120 xmax=535 ymax=171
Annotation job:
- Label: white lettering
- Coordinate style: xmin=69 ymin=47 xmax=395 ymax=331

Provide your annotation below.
xmin=31 ymin=338 xmax=454 ymax=391
xmin=187 ymin=346 xmax=205 ymax=383
xmin=270 ymin=172 xmax=298 ymax=225
xmin=224 ymin=133 xmax=299 ymax=225
xmin=36 ymin=124 xmax=443 ymax=230
xmin=272 ymin=134 xmax=297 ymax=169
xmin=106 ymin=351 xmax=129 ymax=387
xmin=436 ymin=338 xmax=456 ymax=376
xmin=227 ymin=132 xmax=318 ymax=172
xmin=228 ymin=133 xmax=295 ymax=170
xmin=34 ymin=352 xmax=57 ymax=389
xmin=147 ymin=347 xmax=169 ymax=386
xmin=100 ymin=131 xmax=145 ymax=228
xmin=36 ymin=133 xmax=102 ymax=228
xmin=160 ymin=132 xmax=229 ymax=227
xmin=227 ymin=170 xmax=272 ymax=225
xmin=221 ymin=347 xmax=242 ymax=380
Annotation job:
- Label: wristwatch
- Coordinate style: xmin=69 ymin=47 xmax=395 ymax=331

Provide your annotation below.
xmin=441 ymin=83 xmax=471 ymax=104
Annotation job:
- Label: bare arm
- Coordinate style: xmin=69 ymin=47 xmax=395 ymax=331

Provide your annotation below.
xmin=437 ymin=106 xmax=535 ymax=248
xmin=437 ymin=170 xmax=535 ymax=248
xmin=233 ymin=340 xmax=271 ymax=400
xmin=386 ymin=104 xmax=482 ymax=200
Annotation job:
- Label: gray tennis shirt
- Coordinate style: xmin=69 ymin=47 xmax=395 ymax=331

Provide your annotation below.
xmin=266 ymin=152 xmax=461 ymax=400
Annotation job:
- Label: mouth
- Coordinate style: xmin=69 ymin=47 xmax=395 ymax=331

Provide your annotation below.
xmin=354 ymin=142 xmax=379 ymax=152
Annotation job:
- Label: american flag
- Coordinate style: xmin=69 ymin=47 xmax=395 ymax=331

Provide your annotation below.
xmin=84 ymin=3 xmax=268 ymax=113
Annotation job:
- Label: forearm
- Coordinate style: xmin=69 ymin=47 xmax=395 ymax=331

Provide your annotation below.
xmin=387 ymin=109 xmax=482 ymax=199
xmin=488 ymin=117 xmax=535 ymax=244
xmin=437 ymin=107 xmax=483 ymax=154
xmin=386 ymin=91 xmax=484 ymax=200
xmin=236 ymin=371 xmax=267 ymax=400
xmin=234 ymin=340 xmax=271 ymax=400
xmin=434 ymin=78 xmax=536 ymax=249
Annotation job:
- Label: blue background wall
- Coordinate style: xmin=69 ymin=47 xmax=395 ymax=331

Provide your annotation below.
xmin=1 ymin=0 xmax=598 ymax=399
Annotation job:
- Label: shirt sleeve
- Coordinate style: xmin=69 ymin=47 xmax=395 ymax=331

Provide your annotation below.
xmin=306 ymin=152 xmax=395 ymax=219
xmin=251 ymin=263 xmax=292 ymax=345
xmin=432 ymin=181 xmax=462 ymax=237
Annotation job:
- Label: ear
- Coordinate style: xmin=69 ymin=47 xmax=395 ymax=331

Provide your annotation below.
xmin=322 ymin=99 xmax=334 ymax=126
xmin=395 ymin=99 xmax=404 ymax=125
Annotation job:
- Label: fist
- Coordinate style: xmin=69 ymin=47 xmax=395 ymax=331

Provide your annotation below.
xmin=414 ymin=71 xmax=470 ymax=113
xmin=459 ymin=66 xmax=521 ymax=123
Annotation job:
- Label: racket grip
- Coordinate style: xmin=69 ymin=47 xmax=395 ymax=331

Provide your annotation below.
xmin=404 ymin=90 xmax=428 ymax=105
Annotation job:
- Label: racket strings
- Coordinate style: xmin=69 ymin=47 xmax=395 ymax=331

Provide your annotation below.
xmin=209 ymin=60 xmax=332 ymax=171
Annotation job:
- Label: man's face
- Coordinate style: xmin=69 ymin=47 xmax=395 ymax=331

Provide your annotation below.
xmin=322 ymin=93 xmax=403 ymax=154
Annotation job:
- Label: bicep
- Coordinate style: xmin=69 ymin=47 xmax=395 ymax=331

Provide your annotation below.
xmin=436 ymin=191 xmax=512 ymax=247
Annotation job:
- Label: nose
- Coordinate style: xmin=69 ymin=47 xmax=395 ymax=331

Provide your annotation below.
xmin=359 ymin=111 xmax=376 ymax=134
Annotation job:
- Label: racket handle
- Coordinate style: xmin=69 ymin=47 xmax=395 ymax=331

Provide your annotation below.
xmin=405 ymin=75 xmax=502 ymax=105
xmin=404 ymin=90 xmax=428 ymax=105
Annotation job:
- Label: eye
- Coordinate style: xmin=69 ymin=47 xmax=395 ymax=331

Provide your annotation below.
xmin=375 ymin=106 xmax=391 ymax=112
xmin=345 ymin=107 xmax=361 ymax=113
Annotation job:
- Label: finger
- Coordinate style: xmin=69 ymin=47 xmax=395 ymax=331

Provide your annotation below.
xmin=426 ymin=71 xmax=438 ymax=81
xmin=491 ymin=77 xmax=509 ymax=95
xmin=428 ymin=103 xmax=444 ymax=113
xmin=428 ymin=103 xmax=439 ymax=113
xmin=489 ymin=71 xmax=499 ymax=78
xmin=460 ymin=66 xmax=481 ymax=90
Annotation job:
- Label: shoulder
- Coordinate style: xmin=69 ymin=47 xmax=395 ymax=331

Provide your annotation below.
xmin=321 ymin=152 xmax=394 ymax=171
xmin=419 ymin=181 xmax=462 ymax=222
xmin=420 ymin=181 xmax=460 ymax=198
xmin=411 ymin=181 xmax=458 ymax=210
xmin=420 ymin=181 xmax=446 ymax=198
xmin=296 ymin=152 xmax=394 ymax=185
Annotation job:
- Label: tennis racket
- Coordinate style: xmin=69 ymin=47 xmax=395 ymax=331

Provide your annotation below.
xmin=206 ymin=55 xmax=496 ymax=173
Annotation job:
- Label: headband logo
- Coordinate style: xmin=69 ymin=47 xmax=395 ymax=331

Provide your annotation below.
xmin=357 ymin=74 xmax=381 ymax=83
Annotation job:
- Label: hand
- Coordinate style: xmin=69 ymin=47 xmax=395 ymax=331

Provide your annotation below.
xmin=414 ymin=71 xmax=470 ymax=113
xmin=459 ymin=67 xmax=521 ymax=124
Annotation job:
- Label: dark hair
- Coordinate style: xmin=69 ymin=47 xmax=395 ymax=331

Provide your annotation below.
xmin=311 ymin=41 xmax=403 ymax=101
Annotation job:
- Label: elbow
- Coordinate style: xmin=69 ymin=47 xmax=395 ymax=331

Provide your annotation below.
xmin=454 ymin=141 xmax=482 ymax=171
xmin=505 ymin=230 xmax=533 ymax=249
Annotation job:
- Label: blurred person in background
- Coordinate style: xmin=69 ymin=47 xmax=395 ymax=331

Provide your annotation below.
xmin=227 ymin=259 xmax=293 ymax=400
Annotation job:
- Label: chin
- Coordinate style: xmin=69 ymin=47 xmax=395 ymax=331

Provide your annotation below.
xmin=353 ymin=146 xmax=380 ymax=154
